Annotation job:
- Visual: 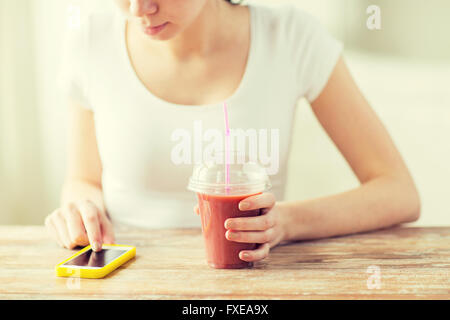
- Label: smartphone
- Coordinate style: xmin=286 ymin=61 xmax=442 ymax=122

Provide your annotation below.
xmin=55 ymin=244 xmax=136 ymax=279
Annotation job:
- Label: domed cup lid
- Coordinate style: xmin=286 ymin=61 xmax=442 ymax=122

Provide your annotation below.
xmin=187 ymin=151 xmax=271 ymax=196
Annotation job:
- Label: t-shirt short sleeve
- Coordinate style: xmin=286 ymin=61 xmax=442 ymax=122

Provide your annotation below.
xmin=286 ymin=6 xmax=344 ymax=103
xmin=58 ymin=13 xmax=93 ymax=111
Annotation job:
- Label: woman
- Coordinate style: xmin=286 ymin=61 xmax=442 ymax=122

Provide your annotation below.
xmin=45 ymin=0 xmax=420 ymax=264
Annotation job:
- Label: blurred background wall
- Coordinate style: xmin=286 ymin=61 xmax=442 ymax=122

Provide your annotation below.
xmin=0 ymin=0 xmax=449 ymax=226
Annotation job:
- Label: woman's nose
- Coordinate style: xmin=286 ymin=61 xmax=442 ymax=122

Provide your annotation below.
xmin=130 ymin=0 xmax=158 ymax=17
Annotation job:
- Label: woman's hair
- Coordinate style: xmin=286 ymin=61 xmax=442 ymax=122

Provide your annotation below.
xmin=225 ymin=0 xmax=244 ymax=4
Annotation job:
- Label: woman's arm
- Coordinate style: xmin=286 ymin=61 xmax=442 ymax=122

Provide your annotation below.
xmin=224 ymin=56 xmax=420 ymax=262
xmin=44 ymin=100 xmax=115 ymax=251
xmin=282 ymin=56 xmax=420 ymax=241
xmin=62 ymin=99 xmax=103 ymax=207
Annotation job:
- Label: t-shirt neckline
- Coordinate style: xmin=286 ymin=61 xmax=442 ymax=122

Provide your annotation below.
xmin=116 ymin=5 xmax=256 ymax=109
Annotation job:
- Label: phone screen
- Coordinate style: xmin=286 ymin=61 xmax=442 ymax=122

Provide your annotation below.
xmin=62 ymin=248 xmax=127 ymax=268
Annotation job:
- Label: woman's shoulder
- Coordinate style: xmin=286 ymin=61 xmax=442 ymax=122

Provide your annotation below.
xmin=247 ymin=2 xmax=343 ymax=101
xmin=64 ymin=3 xmax=119 ymax=50
xmin=86 ymin=5 xmax=120 ymax=37
xmin=59 ymin=3 xmax=120 ymax=98
xmin=250 ymin=2 xmax=318 ymax=26
xmin=249 ymin=2 xmax=334 ymax=50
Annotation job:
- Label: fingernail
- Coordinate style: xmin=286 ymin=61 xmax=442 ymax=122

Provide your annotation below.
xmin=242 ymin=252 xmax=249 ymax=259
xmin=92 ymin=242 xmax=101 ymax=251
xmin=226 ymin=231 xmax=235 ymax=240
xmin=239 ymin=202 xmax=250 ymax=210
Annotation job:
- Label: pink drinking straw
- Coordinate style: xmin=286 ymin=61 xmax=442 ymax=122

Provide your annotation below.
xmin=223 ymin=102 xmax=231 ymax=194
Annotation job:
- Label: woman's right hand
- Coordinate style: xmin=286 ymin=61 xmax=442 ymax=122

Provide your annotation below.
xmin=44 ymin=200 xmax=115 ymax=251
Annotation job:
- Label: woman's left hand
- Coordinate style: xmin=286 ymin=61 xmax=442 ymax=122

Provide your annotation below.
xmin=224 ymin=193 xmax=287 ymax=263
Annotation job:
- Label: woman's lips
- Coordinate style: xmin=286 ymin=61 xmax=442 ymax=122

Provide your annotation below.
xmin=143 ymin=22 xmax=169 ymax=36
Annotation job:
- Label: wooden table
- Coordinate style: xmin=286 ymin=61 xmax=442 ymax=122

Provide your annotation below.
xmin=0 ymin=225 xmax=449 ymax=299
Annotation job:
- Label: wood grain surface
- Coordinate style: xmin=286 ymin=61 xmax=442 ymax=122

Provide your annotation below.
xmin=0 ymin=225 xmax=449 ymax=299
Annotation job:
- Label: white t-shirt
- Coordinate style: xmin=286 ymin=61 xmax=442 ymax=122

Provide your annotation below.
xmin=59 ymin=3 xmax=343 ymax=229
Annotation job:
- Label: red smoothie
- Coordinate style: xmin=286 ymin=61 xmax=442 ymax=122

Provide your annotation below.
xmin=197 ymin=192 xmax=262 ymax=269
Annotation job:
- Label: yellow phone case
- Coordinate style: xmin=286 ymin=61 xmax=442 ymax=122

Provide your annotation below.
xmin=55 ymin=244 xmax=136 ymax=279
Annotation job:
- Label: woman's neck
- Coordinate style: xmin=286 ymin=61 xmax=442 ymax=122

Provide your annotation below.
xmin=129 ymin=0 xmax=239 ymax=61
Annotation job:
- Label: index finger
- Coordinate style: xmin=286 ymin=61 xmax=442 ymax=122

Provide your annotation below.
xmin=239 ymin=193 xmax=276 ymax=211
xmin=77 ymin=201 xmax=102 ymax=252
xmin=225 ymin=209 xmax=276 ymax=231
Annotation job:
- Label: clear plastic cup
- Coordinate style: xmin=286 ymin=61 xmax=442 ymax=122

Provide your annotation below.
xmin=188 ymin=151 xmax=271 ymax=269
